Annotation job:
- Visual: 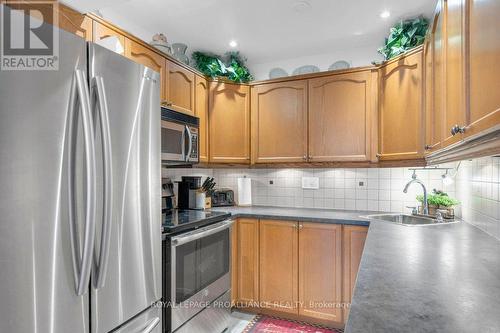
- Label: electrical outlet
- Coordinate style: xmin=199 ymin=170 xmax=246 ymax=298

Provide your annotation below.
xmin=302 ymin=177 xmax=319 ymax=189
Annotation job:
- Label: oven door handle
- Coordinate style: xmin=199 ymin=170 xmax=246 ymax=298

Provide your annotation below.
xmin=171 ymin=220 xmax=234 ymax=247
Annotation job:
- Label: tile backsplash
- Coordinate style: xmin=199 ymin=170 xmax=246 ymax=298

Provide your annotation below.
xmin=455 ymin=157 xmax=500 ymax=240
xmin=164 ymin=156 xmax=500 ymax=240
xmin=163 ymin=166 xmax=456 ymax=214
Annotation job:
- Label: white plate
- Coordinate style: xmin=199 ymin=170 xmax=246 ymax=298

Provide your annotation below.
xmin=292 ymin=65 xmax=320 ymax=76
xmin=269 ymin=67 xmax=288 ymax=79
xmin=328 ymin=60 xmax=350 ymax=71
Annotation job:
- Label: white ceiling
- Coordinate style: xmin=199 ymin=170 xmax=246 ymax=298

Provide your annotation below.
xmin=65 ymin=0 xmax=436 ymax=65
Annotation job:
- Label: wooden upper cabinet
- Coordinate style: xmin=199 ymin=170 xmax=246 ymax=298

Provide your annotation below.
xmin=259 ymin=220 xmax=298 ymax=315
xmin=233 ymin=219 xmax=260 ymax=306
xmin=443 ymin=0 xmax=466 ymax=147
xmin=195 ymin=75 xmax=209 ymax=162
xmin=251 ymin=81 xmax=308 ymax=163
xmin=298 ymin=223 xmax=343 ymax=324
xmin=92 ymin=21 xmax=125 ymax=55
xmin=5 ymin=3 xmax=92 ymax=41
xmin=342 ymin=225 xmax=368 ymax=323
xmin=58 ymin=4 xmax=92 ymax=41
xmin=209 ymin=82 xmax=251 ymax=164
xmin=467 ymin=0 xmax=500 ymax=137
xmin=426 ymin=4 xmax=445 ymax=154
xmin=125 ymin=39 xmax=166 ymax=100
xmin=165 ymin=60 xmax=195 ymax=115
xmin=309 ymin=71 xmax=374 ymax=162
xmin=378 ymin=49 xmax=424 ymax=160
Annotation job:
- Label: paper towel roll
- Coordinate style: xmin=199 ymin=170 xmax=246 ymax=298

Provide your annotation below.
xmin=237 ymin=177 xmax=252 ymax=206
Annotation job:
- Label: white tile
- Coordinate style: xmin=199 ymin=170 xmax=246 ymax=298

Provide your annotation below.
xmin=379 ymin=201 xmax=391 ymax=212
xmin=367 ymin=189 xmax=378 ymax=200
xmin=378 ymin=190 xmax=391 ymax=201
xmin=345 ymin=199 xmax=356 ymax=210
xmin=345 ymin=189 xmax=356 ymax=199
xmin=367 ymin=200 xmax=379 ymax=211
xmin=345 ymin=178 xmax=356 ymax=189
xmin=334 ymin=178 xmax=345 ymax=188
xmin=334 ymin=199 xmax=345 ymax=209
xmin=324 ymin=189 xmax=335 ymax=198
xmin=391 ymin=168 xmax=404 ymax=179
xmin=303 ymin=197 xmax=314 ymax=208
xmin=379 ymin=168 xmax=391 ymax=179
xmin=356 ymin=200 xmax=368 ymax=210
xmin=334 ymin=189 xmax=345 ymax=199
xmin=356 ymin=189 xmax=368 ymax=199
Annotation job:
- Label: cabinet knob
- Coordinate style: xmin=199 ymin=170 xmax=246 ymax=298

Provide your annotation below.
xmin=424 ymin=145 xmax=431 ymax=151
xmin=450 ymin=124 xmax=466 ymax=136
xmin=376 ymin=153 xmax=381 ymax=158
xmin=303 ymin=155 xmax=307 ymax=160
xmin=298 ymin=224 xmax=303 ymax=230
xmin=161 ymin=100 xmax=173 ymax=107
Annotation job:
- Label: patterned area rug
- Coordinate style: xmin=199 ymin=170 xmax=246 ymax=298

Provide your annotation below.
xmin=242 ymin=315 xmax=344 ymax=333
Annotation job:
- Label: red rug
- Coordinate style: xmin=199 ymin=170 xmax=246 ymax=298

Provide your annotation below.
xmin=243 ymin=315 xmax=343 ymax=333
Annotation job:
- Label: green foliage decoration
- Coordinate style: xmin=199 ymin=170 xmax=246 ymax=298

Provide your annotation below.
xmin=416 ymin=189 xmax=460 ymax=207
xmin=192 ymin=51 xmax=253 ymax=83
xmin=378 ymin=16 xmax=429 ymax=60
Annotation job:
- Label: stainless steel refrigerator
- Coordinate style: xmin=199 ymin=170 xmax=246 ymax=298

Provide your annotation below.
xmin=0 ymin=23 xmax=162 ymax=333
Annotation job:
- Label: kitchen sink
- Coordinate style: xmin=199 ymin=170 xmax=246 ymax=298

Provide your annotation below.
xmin=363 ymin=214 xmax=459 ymax=226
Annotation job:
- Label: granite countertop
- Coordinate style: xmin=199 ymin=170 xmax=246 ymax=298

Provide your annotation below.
xmin=210 ymin=205 xmax=500 ymax=333
xmin=210 ymin=206 xmax=374 ymax=226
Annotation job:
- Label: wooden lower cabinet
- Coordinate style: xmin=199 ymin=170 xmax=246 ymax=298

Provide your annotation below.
xmin=232 ymin=219 xmax=368 ymax=327
xmin=299 ymin=223 xmax=343 ymax=323
xmin=342 ymin=225 xmax=368 ymax=322
xmin=259 ymin=220 xmax=299 ymax=314
xmin=232 ymin=219 xmax=260 ymax=306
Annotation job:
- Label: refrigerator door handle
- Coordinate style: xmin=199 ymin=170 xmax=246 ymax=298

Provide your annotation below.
xmin=69 ymin=69 xmax=97 ymax=296
xmin=139 ymin=317 xmax=160 ymax=333
xmin=91 ymin=75 xmax=113 ymax=289
xmin=184 ymin=125 xmax=193 ymax=162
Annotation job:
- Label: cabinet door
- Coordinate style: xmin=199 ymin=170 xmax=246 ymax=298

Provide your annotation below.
xmin=195 ymin=75 xmax=209 ymax=162
xmin=165 ymin=60 xmax=195 ymax=115
xmin=298 ymin=223 xmax=343 ymax=323
xmin=378 ymin=50 xmax=424 ymax=160
xmin=259 ymin=220 xmax=298 ymax=315
xmin=425 ymin=5 xmax=444 ymax=154
xmin=125 ymin=39 xmax=166 ymax=100
xmin=309 ymin=71 xmax=373 ymax=162
xmin=233 ymin=219 xmax=259 ymax=306
xmin=251 ymin=81 xmax=308 ymax=163
xmin=209 ymin=82 xmax=251 ymax=164
xmin=59 ymin=4 xmax=92 ymax=41
xmin=92 ymin=21 xmax=125 ymax=55
xmin=467 ymin=0 xmax=500 ymax=137
xmin=443 ymin=0 xmax=467 ymax=147
xmin=342 ymin=225 xmax=368 ymax=322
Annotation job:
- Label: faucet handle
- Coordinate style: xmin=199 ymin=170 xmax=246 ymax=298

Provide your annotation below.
xmin=406 ymin=206 xmax=418 ymax=215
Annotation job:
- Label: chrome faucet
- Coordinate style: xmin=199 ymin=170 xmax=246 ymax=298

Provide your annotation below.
xmin=403 ymin=172 xmax=429 ymax=215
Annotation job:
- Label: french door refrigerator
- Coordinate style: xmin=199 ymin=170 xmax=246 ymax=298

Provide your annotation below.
xmin=0 ymin=25 xmax=162 ymax=333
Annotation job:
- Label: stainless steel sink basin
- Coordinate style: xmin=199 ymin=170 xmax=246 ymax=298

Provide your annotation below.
xmin=363 ymin=214 xmax=459 ymax=226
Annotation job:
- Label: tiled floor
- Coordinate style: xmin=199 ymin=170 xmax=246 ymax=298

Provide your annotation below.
xmin=228 ymin=310 xmax=256 ymax=333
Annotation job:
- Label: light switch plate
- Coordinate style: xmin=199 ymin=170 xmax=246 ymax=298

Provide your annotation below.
xmin=302 ymin=177 xmax=319 ymax=189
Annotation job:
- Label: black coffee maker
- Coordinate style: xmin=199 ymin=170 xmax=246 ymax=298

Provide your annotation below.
xmin=177 ymin=176 xmax=202 ymax=209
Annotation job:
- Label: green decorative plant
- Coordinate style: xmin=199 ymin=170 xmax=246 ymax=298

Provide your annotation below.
xmin=192 ymin=51 xmax=253 ymax=83
xmin=378 ymin=16 xmax=429 ymax=61
xmin=416 ymin=189 xmax=460 ymax=208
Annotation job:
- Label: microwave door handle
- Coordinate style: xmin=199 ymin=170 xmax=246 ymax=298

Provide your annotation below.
xmin=181 ymin=124 xmax=186 ymax=161
xmin=171 ymin=220 xmax=234 ymax=247
xmin=185 ymin=125 xmax=193 ymax=162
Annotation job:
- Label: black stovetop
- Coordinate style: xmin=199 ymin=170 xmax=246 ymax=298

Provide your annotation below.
xmin=162 ymin=209 xmax=231 ymax=235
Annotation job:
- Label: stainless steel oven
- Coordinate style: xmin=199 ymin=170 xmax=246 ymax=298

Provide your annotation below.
xmin=161 ymin=108 xmax=199 ymax=165
xmin=163 ymin=219 xmax=233 ymax=333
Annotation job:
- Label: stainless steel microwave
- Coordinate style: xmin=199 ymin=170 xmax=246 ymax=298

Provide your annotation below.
xmin=161 ymin=108 xmax=199 ymax=165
